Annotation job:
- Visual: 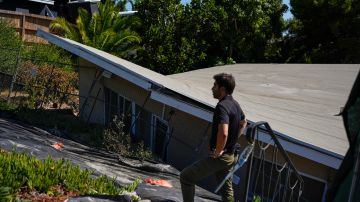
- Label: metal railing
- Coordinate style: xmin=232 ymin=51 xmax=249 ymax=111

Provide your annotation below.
xmin=245 ymin=121 xmax=304 ymax=202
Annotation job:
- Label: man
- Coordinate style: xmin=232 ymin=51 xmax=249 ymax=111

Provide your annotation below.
xmin=180 ymin=73 xmax=247 ymax=202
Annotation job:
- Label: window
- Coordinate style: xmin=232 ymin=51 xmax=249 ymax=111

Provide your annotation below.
xmin=151 ymin=116 xmax=170 ymax=159
xmin=134 ymin=104 xmax=152 ymax=146
xmin=104 ymin=87 xmax=171 ymax=160
xmin=104 ymin=87 xmax=132 ymax=134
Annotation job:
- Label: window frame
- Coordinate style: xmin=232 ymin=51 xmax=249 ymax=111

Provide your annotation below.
xmin=150 ymin=114 xmax=170 ymax=156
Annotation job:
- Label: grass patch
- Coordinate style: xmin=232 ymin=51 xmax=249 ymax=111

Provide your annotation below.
xmin=0 ymin=150 xmax=140 ymax=201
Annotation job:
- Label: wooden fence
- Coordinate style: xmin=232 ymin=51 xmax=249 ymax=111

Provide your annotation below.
xmin=0 ymin=9 xmax=54 ymax=44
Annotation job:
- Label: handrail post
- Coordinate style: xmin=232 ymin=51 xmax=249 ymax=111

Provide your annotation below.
xmin=244 ymin=146 xmax=255 ymax=202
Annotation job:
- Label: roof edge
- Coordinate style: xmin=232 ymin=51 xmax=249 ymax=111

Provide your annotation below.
xmin=36 ymin=29 xmax=154 ymax=90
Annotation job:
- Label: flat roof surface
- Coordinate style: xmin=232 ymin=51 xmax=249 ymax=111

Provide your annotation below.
xmin=168 ymin=64 xmax=359 ymax=156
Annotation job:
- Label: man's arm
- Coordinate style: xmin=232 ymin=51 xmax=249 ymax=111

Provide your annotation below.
xmin=212 ymin=123 xmax=228 ymax=158
xmin=239 ymin=119 xmax=247 ymax=136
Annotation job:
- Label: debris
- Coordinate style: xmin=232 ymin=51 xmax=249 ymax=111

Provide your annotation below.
xmin=143 ymin=178 xmax=172 ymax=188
xmin=51 ymin=142 xmax=64 ymax=150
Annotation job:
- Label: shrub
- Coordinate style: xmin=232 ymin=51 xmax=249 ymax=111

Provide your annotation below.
xmin=22 ymin=44 xmax=73 ymax=71
xmin=0 ymin=150 xmax=141 ymax=201
xmin=103 ymin=116 xmax=153 ymax=160
xmin=0 ymin=101 xmax=17 ymax=111
xmin=16 ymin=61 xmax=78 ymax=109
xmin=0 ymin=187 xmax=13 ymax=202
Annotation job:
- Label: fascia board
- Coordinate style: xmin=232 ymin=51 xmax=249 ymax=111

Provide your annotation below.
xmin=150 ymin=91 xmax=213 ymax=122
xmin=36 ymin=29 xmax=151 ymax=90
xmin=255 ymin=130 xmax=343 ymax=169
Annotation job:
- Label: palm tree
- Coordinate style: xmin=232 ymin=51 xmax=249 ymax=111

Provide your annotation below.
xmin=50 ymin=0 xmax=140 ymax=57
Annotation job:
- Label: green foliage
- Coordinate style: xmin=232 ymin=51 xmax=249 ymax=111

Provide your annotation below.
xmin=0 ymin=20 xmax=22 ymax=74
xmin=0 ymin=20 xmax=22 ymax=48
xmin=135 ymin=0 xmax=287 ymax=74
xmin=135 ymin=0 xmax=167 ymax=72
xmin=16 ymin=61 xmax=78 ymax=109
xmin=0 ymin=19 xmax=74 ymax=78
xmin=0 ymin=187 xmax=13 ymax=202
xmin=126 ymin=178 xmax=141 ymax=193
xmin=21 ymin=44 xmax=73 ymax=71
xmin=0 ymin=101 xmax=17 ymax=111
xmin=0 ymin=150 xmax=131 ymax=197
xmin=135 ymin=0 xmax=196 ymax=74
xmin=282 ymin=0 xmax=360 ymax=63
xmin=253 ymin=195 xmax=261 ymax=202
xmin=188 ymin=0 xmax=287 ymax=64
xmin=50 ymin=0 xmax=141 ymax=58
xmin=0 ymin=29 xmax=77 ymax=113
xmin=103 ymin=116 xmax=153 ymax=160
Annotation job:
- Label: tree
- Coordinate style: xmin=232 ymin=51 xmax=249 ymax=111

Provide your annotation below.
xmin=50 ymin=0 xmax=141 ymax=58
xmin=283 ymin=0 xmax=360 ymax=63
xmin=134 ymin=0 xmax=194 ymax=74
xmin=0 ymin=19 xmax=22 ymax=74
xmin=182 ymin=0 xmax=287 ymax=65
xmin=213 ymin=0 xmax=287 ymax=63
xmin=134 ymin=0 xmax=287 ymax=74
xmin=182 ymin=0 xmax=228 ymax=67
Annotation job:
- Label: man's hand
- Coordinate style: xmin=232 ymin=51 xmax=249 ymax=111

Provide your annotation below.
xmin=239 ymin=119 xmax=247 ymax=135
xmin=210 ymin=149 xmax=224 ymax=158
xmin=212 ymin=123 xmax=228 ymax=159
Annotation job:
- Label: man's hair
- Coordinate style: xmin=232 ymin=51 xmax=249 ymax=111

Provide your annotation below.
xmin=213 ymin=73 xmax=236 ymax=94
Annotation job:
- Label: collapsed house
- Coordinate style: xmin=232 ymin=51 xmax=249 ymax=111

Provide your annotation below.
xmin=37 ymin=29 xmax=359 ymax=201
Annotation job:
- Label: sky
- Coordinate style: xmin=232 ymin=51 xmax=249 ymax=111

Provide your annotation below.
xmin=180 ymin=0 xmax=293 ymax=20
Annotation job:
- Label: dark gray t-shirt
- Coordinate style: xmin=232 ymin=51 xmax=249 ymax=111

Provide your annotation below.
xmin=210 ymin=95 xmax=245 ymax=153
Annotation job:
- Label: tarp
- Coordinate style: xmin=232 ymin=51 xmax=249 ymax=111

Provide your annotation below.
xmin=0 ymin=118 xmax=221 ymax=202
xmin=328 ymin=71 xmax=360 ymax=202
